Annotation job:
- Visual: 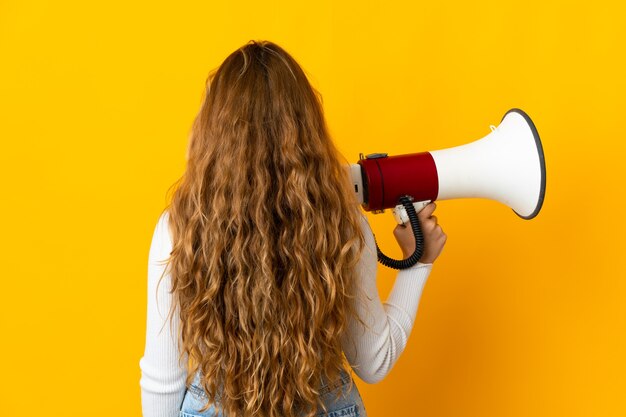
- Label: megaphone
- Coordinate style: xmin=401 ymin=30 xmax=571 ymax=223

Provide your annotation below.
xmin=348 ymin=108 xmax=546 ymax=269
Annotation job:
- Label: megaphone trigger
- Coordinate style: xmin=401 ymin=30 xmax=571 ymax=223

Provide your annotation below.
xmin=393 ymin=200 xmax=432 ymax=225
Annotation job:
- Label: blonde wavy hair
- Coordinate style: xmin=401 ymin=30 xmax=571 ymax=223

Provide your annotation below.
xmin=157 ymin=40 xmax=369 ymax=417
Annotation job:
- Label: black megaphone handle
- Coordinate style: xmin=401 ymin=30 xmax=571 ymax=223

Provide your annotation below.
xmin=372 ymin=195 xmax=425 ymax=270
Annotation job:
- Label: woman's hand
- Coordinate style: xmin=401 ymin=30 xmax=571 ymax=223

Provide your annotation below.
xmin=392 ymin=202 xmax=447 ymax=264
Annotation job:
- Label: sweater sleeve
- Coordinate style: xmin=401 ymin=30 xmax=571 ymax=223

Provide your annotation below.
xmin=340 ymin=213 xmax=433 ymax=384
xmin=139 ymin=211 xmax=188 ymax=417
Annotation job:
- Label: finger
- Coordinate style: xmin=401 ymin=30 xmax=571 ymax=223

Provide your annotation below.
xmin=430 ymin=215 xmax=438 ymax=224
xmin=418 ymin=202 xmax=436 ymax=219
xmin=422 ymin=219 xmax=436 ymax=232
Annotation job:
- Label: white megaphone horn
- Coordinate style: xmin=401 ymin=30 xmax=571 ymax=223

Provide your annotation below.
xmin=347 ymin=108 xmax=546 ymax=269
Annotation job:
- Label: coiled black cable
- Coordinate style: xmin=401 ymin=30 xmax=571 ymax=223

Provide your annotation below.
xmin=372 ymin=195 xmax=425 ymax=270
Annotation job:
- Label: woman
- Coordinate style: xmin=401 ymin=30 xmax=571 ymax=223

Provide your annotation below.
xmin=139 ymin=40 xmax=447 ymax=417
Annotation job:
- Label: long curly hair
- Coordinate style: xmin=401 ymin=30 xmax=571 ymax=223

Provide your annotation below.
xmin=156 ymin=40 xmax=369 ymax=417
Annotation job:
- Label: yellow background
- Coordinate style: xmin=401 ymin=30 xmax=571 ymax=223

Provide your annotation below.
xmin=1 ymin=1 xmax=624 ymax=416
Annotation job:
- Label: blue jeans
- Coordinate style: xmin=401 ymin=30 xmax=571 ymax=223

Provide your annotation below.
xmin=179 ymin=367 xmax=367 ymax=417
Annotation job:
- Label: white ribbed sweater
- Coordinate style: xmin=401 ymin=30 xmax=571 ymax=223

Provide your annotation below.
xmin=139 ymin=210 xmax=432 ymax=417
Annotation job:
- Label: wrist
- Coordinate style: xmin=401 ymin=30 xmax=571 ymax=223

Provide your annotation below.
xmin=403 ymin=253 xmax=433 ymax=264
xmin=414 ymin=255 xmax=434 ymax=264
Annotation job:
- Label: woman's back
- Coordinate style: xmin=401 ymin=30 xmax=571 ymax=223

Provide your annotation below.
xmin=138 ymin=40 xmax=434 ymax=417
xmin=140 ymin=210 xmax=433 ymax=416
